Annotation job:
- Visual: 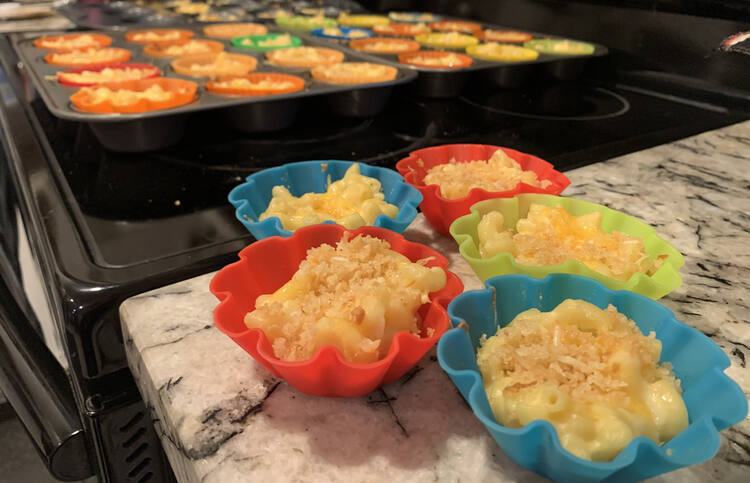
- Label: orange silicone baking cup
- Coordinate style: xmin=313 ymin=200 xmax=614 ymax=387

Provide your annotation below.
xmin=143 ymin=39 xmax=224 ymax=58
xmin=398 ymin=51 xmax=473 ymax=68
xmin=311 ymin=62 xmax=398 ymax=84
xmin=206 ymin=73 xmax=305 ymax=96
xmin=34 ymin=33 xmax=112 ymax=50
xmin=203 ymin=23 xmax=268 ymax=38
xmin=372 ymin=22 xmax=431 ymax=36
xmin=44 ymin=47 xmax=132 ymax=67
xmin=69 ymin=78 xmax=198 ymax=114
xmin=396 ymin=144 xmax=571 ymax=236
xmin=209 ymin=224 xmax=464 ymax=397
xmin=349 ymin=37 xmax=421 ymax=54
xmin=266 ymin=47 xmax=344 ymax=68
xmin=171 ymin=52 xmax=258 ymax=77
xmin=125 ymin=29 xmax=195 ymax=43
xmin=428 ymin=20 xmax=482 ymax=33
xmin=477 ymin=29 xmax=533 ymax=43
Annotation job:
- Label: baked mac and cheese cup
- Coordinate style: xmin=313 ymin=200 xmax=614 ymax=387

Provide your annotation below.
xmin=228 ymin=160 xmax=422 ymax=239
xmin=210 ymin=224 xmax=464 ymax=397
xmin=439 ymin=274 xmax=747 ymax=482
xmin=449 ymin=194 xmax=684 ymax=298
xmin=396 ymin=143 xmax=570 ymax=236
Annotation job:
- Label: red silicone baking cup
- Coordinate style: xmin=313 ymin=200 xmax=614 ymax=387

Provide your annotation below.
xmin=210 ymin=224 xmax=464 ymax=397
xmin=396 ymin=144 xmax=571 ymax=236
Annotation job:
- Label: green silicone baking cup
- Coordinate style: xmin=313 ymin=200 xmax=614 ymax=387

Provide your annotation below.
xmin=523 ymin=38 xmax=595 ymax=55
xmin=275 ymin=16 xmax=338 ymax=31
xmin=449 ymin=194 xmax=684 ymax=299
xmin=231 ymin=33 xmax=302 ymax=51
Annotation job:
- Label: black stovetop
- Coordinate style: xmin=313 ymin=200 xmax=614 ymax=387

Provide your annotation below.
xmin=30 ymin=78 xmax=746 ymax=272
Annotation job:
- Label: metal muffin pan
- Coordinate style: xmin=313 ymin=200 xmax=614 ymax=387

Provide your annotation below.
xmin=305 ymin=20 xmax=608 ymax=98
xmin=13 ymin=27 xmax=417 ymax=152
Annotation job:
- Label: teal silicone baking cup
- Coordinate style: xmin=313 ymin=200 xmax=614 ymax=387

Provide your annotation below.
xmin=439 ymin=273 xmax=747 ymax=482
xmin=449 ymin=194 xmax=685 ymax=299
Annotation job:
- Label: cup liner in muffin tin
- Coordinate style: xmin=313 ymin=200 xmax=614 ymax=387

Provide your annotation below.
xmin=228 ymin=160 xmax=422 ymax=239
xmin=438 ymin=273 xmax=747 ymax=482
xmin=449 ymin=194 xmax=685 ymax=299
xmin=310 ymin=26 xmax=373 ymax=42
xmin=210 ymin=224 xmax=464 ymax=397
xmin=395 ymin=143 xmax=570 ymax=236
xmin=13 ymin=26 xmax=417 ymax=151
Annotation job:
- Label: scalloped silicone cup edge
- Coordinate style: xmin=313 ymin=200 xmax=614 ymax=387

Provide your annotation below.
xmin=438 ymin=275 xmax=747 ymax=475
xmin=210 ymin=224 xmax=462 ymax=373
xmin=448 ymin=195 xmax=685 ymax=299
xmin=394 ymin=147 xmax=572 ymax=205
xmin=227 ymin=161 xmax=422 ymax=238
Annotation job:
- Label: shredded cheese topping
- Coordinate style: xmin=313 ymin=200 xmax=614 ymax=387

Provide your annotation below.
xmin=246 ymin=34 xmax=292 ymax=47
xmin=81 ymin=84 xmax=173 ymax=107
xmin=162 ymin=40 xmax=214 ymax=56
xmin=49 ymin=48 xmax=123 ymax=65
xmin=269 ymin=47 xmax=329 ymax=63
xmin=322 ymin=27 xmax=369 ymax=38
xmin=478 ymin=299 xmax=688 ymax=461
xmin=182 ymin=53 xmax=248 ymax=74
xmin=260 ymin=164 xmax=399 ymax=231
xmin=477 ymin=204 xmax=666 ymax=280
xmin=59 ymin=67 xmax=154 ymax=84
xmin=131 ymin=31 xmax=183 ymax=42
xmin=318 ymin=62 xmax=390 ymax=78
xmin=553 ymin=40 xmax=591 ymax=53
xmin=423 ymin=149 xmax=550 ymax=199
xmin=359 ymin=40 xmax=414 ymax=52
xmin=213 ymin=77 xmax=295 ymax=90
xmin=471 ymin=42 xmax=538 ymax=60
xmin=405 ymin=52 xmax=464 ymax=66
xmin=245 ymin=234 xmax=446 ymax=363
xmin=39 ymin=34 xmax=100 ymax=50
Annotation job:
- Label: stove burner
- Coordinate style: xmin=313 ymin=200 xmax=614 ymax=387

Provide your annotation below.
xmin=460 ymin=84 xmax=630 ymax=121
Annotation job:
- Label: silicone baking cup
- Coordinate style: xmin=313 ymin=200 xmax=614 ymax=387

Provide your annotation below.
xmin=395 ymin=144 xmax=570 ymax=236
xmin=438 ymin=274 xmax=747 ymax=483
xmin=210 ymin=224 xmax=464 ymax=397
xmin=449 ymin=194 xmax=684 ymax=299
xmin=310 ymin=26 xmax=373 ymax=41
xmin=228 ymin=160 xmax=423 ymax=239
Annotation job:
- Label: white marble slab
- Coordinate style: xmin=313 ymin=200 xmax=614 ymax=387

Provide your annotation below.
xmin=121 ymin=121 xmax=750 ymax=483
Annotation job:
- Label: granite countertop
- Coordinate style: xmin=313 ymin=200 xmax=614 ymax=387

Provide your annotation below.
xmin=120 ymin=121 xmax=750 ymax=483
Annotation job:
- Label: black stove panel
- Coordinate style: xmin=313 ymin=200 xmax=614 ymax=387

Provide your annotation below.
xmin=30 ymin=79 xmax=745 ymax=271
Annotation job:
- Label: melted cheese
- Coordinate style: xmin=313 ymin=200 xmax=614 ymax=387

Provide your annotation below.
xmin=269 ymin=47 xmax=327 ymax=63
xmin=248 ymin=34 xmax=292 ymax=47
xmin=478 ymin=299 xmax=688 ymax=462
xmin=405 ymin=53 xmax=464 ymax=66
xmin=245 ymin=234 xmax=446 ymax=363
xmin=477 ymin=204 xmax=666 ymax=281
xmin=162 ymin=40 xmax=214 ymax=56
xmin=213 ymin=77 xmax=295 ymax=90
xmin=39 ymin=34 xmax=100 ymax=50
xmin=182 ymin=53 xmax=248 ymax=74
xmin=49 ymin=48 xmax=123 ymax=65
xmin=471 ymin=42 xmax=538 ymax=60
xmin=423 ymin=149 xmax=550 ymax=199
xmin=321 ymin=27 xmax=369 ymax=38
xmin=175 ymin=3 xmax=209 ymax=14
xmin=59 ymin=67 xmax=155 ymax=84
xmin=359 ymin=40 xmax=414 ymax=52
xmin=131 ymin=31 xmax=183 ymax=42
xmin=319 ymin=62 xmax=390 ymax=79
xmin=260 ymin=164 xmax=399 ymax=231
xmin=82 ymin=84 xmax=173 ymax=107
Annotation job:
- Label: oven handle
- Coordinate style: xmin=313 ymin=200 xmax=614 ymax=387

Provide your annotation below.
xmin=0 ymin=250 xmax=93 ymax=481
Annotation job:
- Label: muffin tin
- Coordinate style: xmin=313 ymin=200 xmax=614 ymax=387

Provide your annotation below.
xmin=14 ymin=27 xmax=417 ymax=152
xmin=291 ymin=18 xmax=608 ymax=97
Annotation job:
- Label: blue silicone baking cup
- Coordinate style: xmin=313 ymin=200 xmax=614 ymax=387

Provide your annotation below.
xmin=228 ymin=160 xmax=422 ymax=239
xmin=438 ymin=273 xmax=747 ymax=483
xmin=309 ymin=26 xmax=373 ymax=40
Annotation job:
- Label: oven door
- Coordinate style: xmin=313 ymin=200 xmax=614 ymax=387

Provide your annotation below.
xmin=0 ymin=55 xmax=93 ymax=481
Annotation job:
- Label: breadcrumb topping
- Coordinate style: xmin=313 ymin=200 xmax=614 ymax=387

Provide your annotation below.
xmin=244 ymin=235 xmax=446 ymax=363
xmin=422 ymin=149 xmax=551 ymax=199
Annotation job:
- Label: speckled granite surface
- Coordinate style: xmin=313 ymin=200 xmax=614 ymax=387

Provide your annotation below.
xmin=120 ymin=121 xmax=750 ymax=482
